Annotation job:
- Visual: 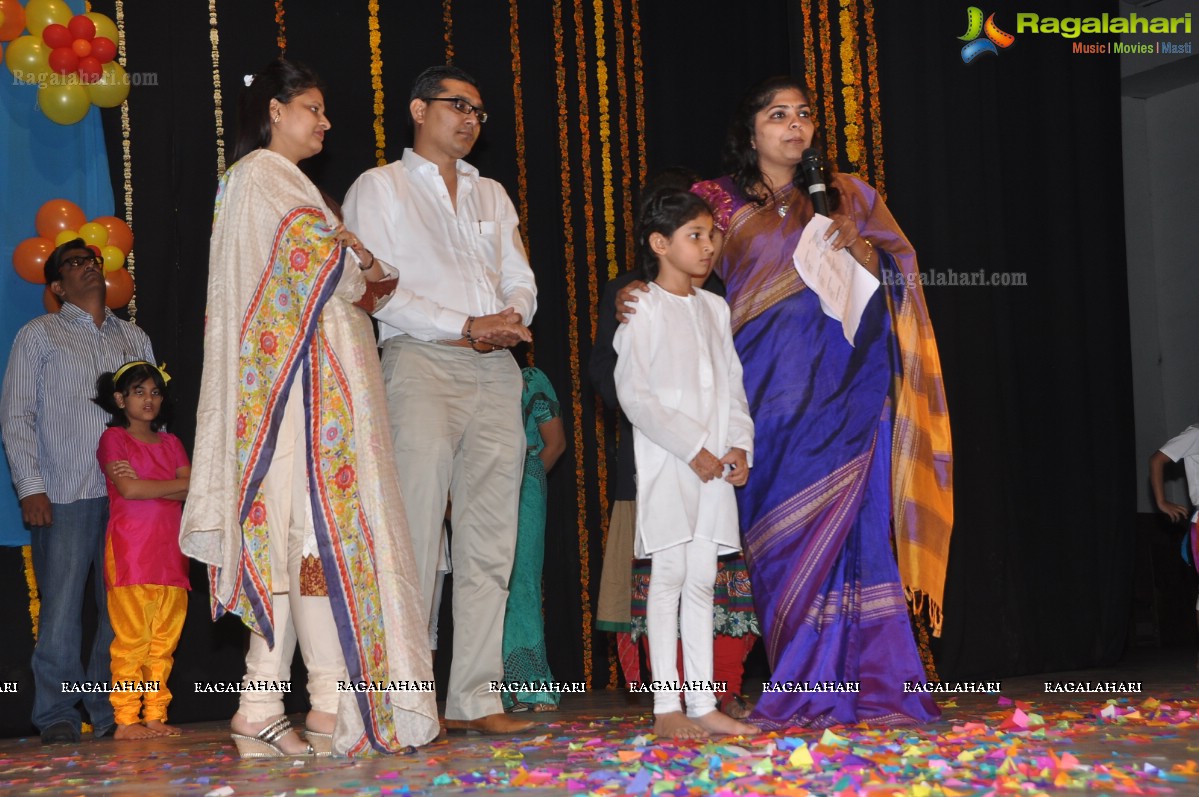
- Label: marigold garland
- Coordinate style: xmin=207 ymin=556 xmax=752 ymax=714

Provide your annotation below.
xmin=862 ymin=0 xmax=886 ymax=198
xmin=368 ymin=0 xmax=386 ymax=166
xmin=838 ymin=0 xmax=865 ymax=174
xmin=23 ymin=545 xmax=39 ymax=641
xmin=442 ymin=0 xmax=454 ymax=62
xmin=630 ymin=0 xmax=647 ymax=190
xmin=816 ymin=0 xmax=838 ymax=165
xmin=114 ymin=0 xmax=135 ymax=320
xmin=209 ymin=0 xmax=226 ymax=177
xmin=611 ymin=0 xmax=635 ymax=280
xmin=801 ymin=0 xmax=816 ymax=94
xmin=553 ymin=0 xmax=592 ymax=688
xmin=508 ymin=0 xmax=530 ymax=258
xmin=275 ymin=0 xmax=286 ymax=55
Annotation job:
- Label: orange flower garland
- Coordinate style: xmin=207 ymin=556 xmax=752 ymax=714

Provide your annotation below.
xmin=630 ymin=1 xmax=647 ymax=188
xmin=553 ymin=0 xmax=592 ymax=688
xmin=275 ymin=0 xmax=286 ymax=54
xmin=508 ymin=0 xmax=530 ymax=259
xmin=23 ymin=546 xmax=39 ymax=640
xmin=838 ymin=0 xmax=865 ymax=174
xmin=801 ymin=0 xmax=816 ymax=91
xmin=817 ymin=0 xmax=838 ymax=164
xmin=862 ymin=0 xmax=886 ymax=198
xmin=442 ymin=0 xmax=454 ymax=63
xmin=611 ymin=0 xmax=635 ymax=279
xmin=368 ymin=0 xmax=386 ymax=166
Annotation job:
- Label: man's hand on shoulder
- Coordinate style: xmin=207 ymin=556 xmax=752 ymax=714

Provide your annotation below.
xmin=20 ymin=493 xmax=52 ymax=527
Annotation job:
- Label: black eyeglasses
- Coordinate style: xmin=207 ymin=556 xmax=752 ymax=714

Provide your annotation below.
xmin=61 ymin=254 xmax=101 ymax=270
xmin=422 ymin=96 xmax=488 ymax=124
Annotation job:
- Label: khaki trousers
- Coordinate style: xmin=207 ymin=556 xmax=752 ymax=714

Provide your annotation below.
xmin=382 ymin=338 xmax=524 ymax=720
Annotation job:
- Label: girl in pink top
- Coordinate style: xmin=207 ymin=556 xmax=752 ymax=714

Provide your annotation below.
xmin=94 ymin=361 xmax=190 ymax=739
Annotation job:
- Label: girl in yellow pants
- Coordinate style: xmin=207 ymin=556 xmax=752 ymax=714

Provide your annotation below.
xmin=95 ymin=362 xmax=191 ymax=739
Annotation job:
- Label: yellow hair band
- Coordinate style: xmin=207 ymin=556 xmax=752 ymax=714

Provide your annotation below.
xmin=112 ymin=360 xmax=172 ymax=387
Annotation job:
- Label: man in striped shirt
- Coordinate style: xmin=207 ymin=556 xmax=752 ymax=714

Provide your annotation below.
xmin=0 ymin=239 xmax=154 ymax=744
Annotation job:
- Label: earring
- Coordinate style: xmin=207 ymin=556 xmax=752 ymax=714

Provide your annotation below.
xmin=273 ymin=114 xmax=280 ymax=124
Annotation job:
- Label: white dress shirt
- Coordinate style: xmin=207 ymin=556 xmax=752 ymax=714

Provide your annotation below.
xmin=343 ymin=149 xmax=537 ymax=342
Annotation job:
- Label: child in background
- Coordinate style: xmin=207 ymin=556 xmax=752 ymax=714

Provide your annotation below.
xmin=501 ymin=366 xmax=566 ymax=711
xmin=94 ymin=361 xmax=191 ymax=739
xmin=1150 ymin=422 xmax=1199 ymax=657
xmin=613 ymin=186 xmax=757 ymax=740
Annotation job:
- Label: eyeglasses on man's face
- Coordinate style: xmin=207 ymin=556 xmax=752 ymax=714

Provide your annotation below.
xmin=61 ymin=254 xmax=102 ymax=271
xmin=422 ymin=96 xmax=488 ymax=124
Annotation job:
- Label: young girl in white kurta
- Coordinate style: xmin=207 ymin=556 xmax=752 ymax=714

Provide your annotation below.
xmin=613 ymin=187 xmax=757 ymax=740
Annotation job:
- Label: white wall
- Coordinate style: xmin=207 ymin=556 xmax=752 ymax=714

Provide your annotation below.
xmin=1121 ymin=0 xmax=1199 ymax=510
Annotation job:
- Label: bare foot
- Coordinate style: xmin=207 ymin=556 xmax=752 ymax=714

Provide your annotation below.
xmin=113 ymin=723 xmax=158 ymax=740
xmin=530 ymin=703 xmax=558 ymax=713
xmin=305 ymin=709 xmax=336 ymax=735
xmin=691 ymin=709 xmax=757 ymax=737
xmin=230 ymin=713 xmax=311 ymax=755
xmin=144 ymin=720 xmax=181 ymax=736
xmin=653 ymin=711 xmax=706 ymax=740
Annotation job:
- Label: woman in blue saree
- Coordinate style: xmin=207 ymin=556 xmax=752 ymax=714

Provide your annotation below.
xmin=687 ymin=76 xmax=955 ymax=728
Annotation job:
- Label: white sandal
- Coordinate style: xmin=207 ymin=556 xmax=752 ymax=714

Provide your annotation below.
xmin=304 ymin=730 xmax=333 ymax=756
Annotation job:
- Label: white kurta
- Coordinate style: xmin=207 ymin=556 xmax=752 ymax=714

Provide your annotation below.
xmin=613 ymin=282 xmax=754 ymax=557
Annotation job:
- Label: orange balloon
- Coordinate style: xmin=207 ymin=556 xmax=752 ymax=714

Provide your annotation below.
xmin=13 ymin=237 xmax=56 ymax=284
xmin=93 ymin=215 xmax=133 ymax=253
xmin=35 ymin=199 xmax=86 ymax=241
xmin=104 ymin=266 xmax=134 ymax=309
xmin=43 ymin=286 xmax=63 ymax=313
xmin=0 ymin=0 xmax=26 ymax=42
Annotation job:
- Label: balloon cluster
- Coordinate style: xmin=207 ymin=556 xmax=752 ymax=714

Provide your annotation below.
xmin=0 ymin=0 xmax=130 ymax=125
xmin=12 ymin=199 xmax=136 ymax=311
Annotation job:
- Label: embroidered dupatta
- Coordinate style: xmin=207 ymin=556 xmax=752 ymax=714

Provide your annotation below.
xmin=181 ymin=150 xmax=439 ymax=753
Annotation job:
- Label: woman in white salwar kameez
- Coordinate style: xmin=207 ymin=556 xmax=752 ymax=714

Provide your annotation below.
xmin=180 ymin=59 xmax=439 ymax=758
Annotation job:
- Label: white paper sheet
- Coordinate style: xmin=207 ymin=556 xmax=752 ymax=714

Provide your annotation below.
xmin=791 ymin=213 xmax=880 ymax=346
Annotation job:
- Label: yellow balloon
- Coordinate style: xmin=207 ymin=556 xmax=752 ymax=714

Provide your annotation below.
xmin=5 ymin=36 xmax=52 ymax=86
xmin=55 ymin=229 xmax=80 ymax=246
xmin=79 ymin=222 xmax=110 ymax=247
xmin=23 ymin=0 xmax=71 ymax=38
xmin=85 ymin=12 xmax=119 ymax=44
xmin=39 ymin=83 xmax=90 ymax=125
xmin=100 ymin=245 xmax=125 ymax=272
xmin=87 ymin=61 xmax=129 ymax=108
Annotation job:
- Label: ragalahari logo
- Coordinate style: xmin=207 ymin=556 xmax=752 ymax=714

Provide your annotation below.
xmin=959 ymin=7 xmax=1016 ymax=63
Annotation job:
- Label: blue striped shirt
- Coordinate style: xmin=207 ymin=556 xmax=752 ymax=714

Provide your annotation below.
xmin=0 ymin=302 xmax=154 ymax=503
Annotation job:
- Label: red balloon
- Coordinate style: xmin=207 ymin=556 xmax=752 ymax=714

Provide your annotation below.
xmin=71 ymin=37 xmax=92 ymax=58
xmin=93 ymin=215 xmax=133 ymax=253
xmin=67 ymin=15 xmax=96 ymax=41
xmin=49 ymin=46 xmax=79 ymax=75
xmin=42 ymin=23 xmax=72 ymax=49
xmin=35 ymin=199 xmax=87 ymax=240
xmin=12 ymin=237 xmax=56 ymax=284
xmin=105 ymin=267 xmax=134 ymax=309
xmin=91 ymin=36 xmax=116 ymax=63
xmin=77 ymin=56 xmax=102 ymax=82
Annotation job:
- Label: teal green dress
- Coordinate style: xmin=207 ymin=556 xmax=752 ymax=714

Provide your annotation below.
xmin=501 ymin=367 xmax=561 ymax=709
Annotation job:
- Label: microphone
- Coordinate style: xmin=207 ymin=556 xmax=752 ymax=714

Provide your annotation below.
xmin=801 ymin=148 xmax=830 ymax=217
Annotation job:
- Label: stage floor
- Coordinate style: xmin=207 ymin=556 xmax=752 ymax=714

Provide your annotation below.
xmin=2 ymin=649 xmax=1198 ymax=796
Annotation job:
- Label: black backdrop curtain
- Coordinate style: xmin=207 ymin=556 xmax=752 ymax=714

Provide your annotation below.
xmin=0 ymin=0 xmax=1134 ymax=735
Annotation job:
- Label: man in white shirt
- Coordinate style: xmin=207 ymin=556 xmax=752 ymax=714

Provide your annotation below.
xmin=344 ymin=65 xmax=537 ymax=735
